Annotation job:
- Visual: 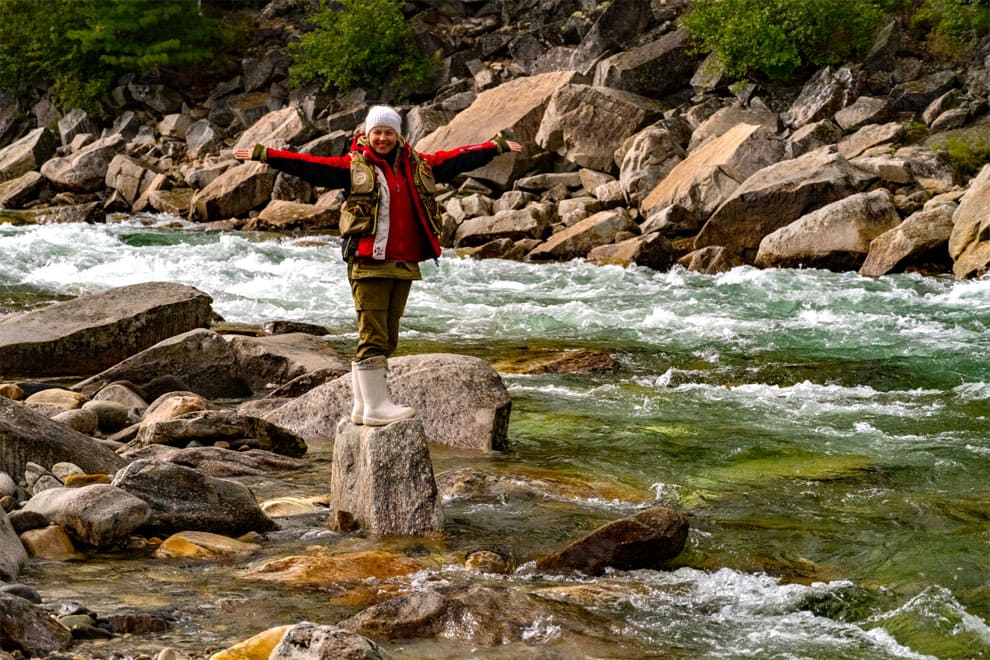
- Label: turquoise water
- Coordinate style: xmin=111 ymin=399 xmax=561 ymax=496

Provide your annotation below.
xmin=3 ymin=218 xmax=989 ymax=658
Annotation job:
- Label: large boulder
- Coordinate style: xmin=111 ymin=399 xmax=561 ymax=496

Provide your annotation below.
xmin=860 ymin=202 xmax=955 ymax=276
xmin=111 ymin=459 xmax=276 ymax=536
xmin=453 ymin=205 xmax=553 ymax=248
xmin=694 ymin=147 xmax=875 ymax=260
xmin=40 ymin=133 xmax=126 ymax=192
xmin=0 ymin=127 xmax=57 ymax=183
xmin=592 ymin=28 xmax=697 ymax=99
xmin=0 ymin=170 xmax=44 ymax=209
xmin=0 ymin=398 xmax=127 ymax=479
xmin=948 ymin=165 xmax=990 ymax=278
xmin=586 ymin=231 xmax=676 ymax=270
xmin=416 ymin=71 xmax=580 ymax=188
xmin=641 ymin=122 xmax=782 ymax=222
xmin=105 ymin=154 xmax=166 ymax=207
xmin=527 ymin=207 xmax=639 ymax=261
xmin=330 ymin=419 xmax=443 ymax=536
xmin=617 ymin=123 xmax=687 ymax=205
xmin=21 ymin=484 xmax=150 ymax=549
xmin=781 ymin=66 xmax=856 ymax=129
xmin=0 ymin=508 xmax=27 ymax=580
xmin=535 ymin=84 xmax=665 ymax=172
xmin=0 ymin=282 xmax=212 ymax=378
xmin=534 ymin=506 xmax=689 ymax=575
xmin=188 ymin=161 xmax=276 ymax=222
xmin=754 ymin=189 xmax=902 ymax=270
xmin=263 ymin=353 xmax=511 ymax=451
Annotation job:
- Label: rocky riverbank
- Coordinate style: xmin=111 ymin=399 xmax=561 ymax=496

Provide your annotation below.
xmin=0 ymin=0 xmax=988 ymax=278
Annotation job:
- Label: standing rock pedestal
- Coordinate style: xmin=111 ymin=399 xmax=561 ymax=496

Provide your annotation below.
xmin=329 ymin=418 xmax=444 ymax=536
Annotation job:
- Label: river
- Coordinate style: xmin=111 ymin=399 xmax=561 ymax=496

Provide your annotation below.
xmin=2 ymin=217 xmax=988 ymax=659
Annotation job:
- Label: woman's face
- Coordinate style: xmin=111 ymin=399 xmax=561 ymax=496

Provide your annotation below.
xmin=368 ymin=127 xmax=398 ymax=155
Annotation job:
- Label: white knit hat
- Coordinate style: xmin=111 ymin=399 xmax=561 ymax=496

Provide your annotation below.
xmin=364 ymin=105 xmax=402 ymax=134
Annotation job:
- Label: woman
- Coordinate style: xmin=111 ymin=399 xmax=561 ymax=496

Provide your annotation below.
xmin=235 ymin=105 xmax=522 ymax=426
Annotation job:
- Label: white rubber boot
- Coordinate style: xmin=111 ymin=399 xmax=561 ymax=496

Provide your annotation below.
xmin=350 ymin=363 xmax=364 ymax=424
xmin=354 ymin=356 xmax=415 ymax=426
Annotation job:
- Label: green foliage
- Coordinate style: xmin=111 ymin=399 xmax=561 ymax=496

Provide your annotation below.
xmin=913 ymin=0 xmax=990 ymax=60
xmin=941 ymin=134 xmax=990 ymax=178
xmin=681 ymin=0 xmax=888 ymax=81
xmin=0 ymin=0 xmax=224 ymax=115
xmin=289 ymin=0 xmax=438 ymax=97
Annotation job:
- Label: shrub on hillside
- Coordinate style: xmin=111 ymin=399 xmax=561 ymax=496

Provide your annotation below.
xmin=913 ymin=0 xmax=990 ymax=60
xmin=680 ymin=0 xmax=889 ymax=81
xmin=0 ymin=0 xmax=225 ymax=117
xmin=288 ymin=0 xmax=438 ymax=98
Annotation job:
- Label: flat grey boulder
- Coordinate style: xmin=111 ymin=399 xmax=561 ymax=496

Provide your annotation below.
xmin=263 ymin=353 xmax=511 ymax=451
xmin=0 ymin=397 xmax=127 ymax=479
xmin=754 ymin=189 xmax=902 ymax=270
xmin=112 ymin=459 xmax=276 ymax=537
xmin=22 ymin=484 xmax=150 ymax=549
xmin=0 ymin=281 xmax=212 ymax=378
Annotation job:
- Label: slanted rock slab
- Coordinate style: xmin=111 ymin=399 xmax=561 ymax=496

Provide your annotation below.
xmin=0 ymin=281 xmax=212 ymax=378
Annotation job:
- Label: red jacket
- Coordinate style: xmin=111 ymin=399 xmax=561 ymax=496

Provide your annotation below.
xmin=263 ymin=137 xmax=502 ymax=262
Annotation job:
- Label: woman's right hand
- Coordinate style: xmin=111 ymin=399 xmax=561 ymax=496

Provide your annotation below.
xmin=233 ymin=148 xmax=252 ymax=161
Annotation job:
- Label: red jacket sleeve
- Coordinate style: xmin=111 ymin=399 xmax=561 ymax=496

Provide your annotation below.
xmin=263 ymin=149 xmax=352 ymax=189
xmin=423 ymin=142 xmax=502 ymax=183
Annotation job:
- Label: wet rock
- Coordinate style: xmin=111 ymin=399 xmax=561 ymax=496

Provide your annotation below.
xmin=209 ymin=624 xmax=293 ymax=660
xmin=111 ymin=459 xmax=276 ymax=537
xmin=694 ymin=148 xmax=874 ymax=260
xmin=120 ymin=444 xmax=303 ymax=477
xmin=465 ymin=550 xmax=511 ymax=574
xmin=0 ymin=508 xmax=28 ymax=579
xmin=0 ymin=593 xmax=72 ymax=655
xmin=586 ymin=231 xmax=676 ymax=270
xmin=20 ymin=522 xmax=77 ymax=560
xmin=0 ymin=398 xmax=127 ymax=480
xmin=270 ymin=621 xmax=393 ymax=659
xmin=755 ymin=189 xmax=902 ymax=270
xmin=0 ymin=281 xmax=212 ymax=378
xmin=265 ymin=353 xmax=511 ymax=452
xmin=340 ymin=582 xmax=614 ymax=646
xmin=22 ymin=484 xmax=151 ymax=549
xmin=534 ymin=506 xmax=689 ymax=575
xmin=493 ymin=349 xmax=617 ymax=375
xmin=330 ymin=418 xmax=443 ymax=536
xmin=860 ymin=203 xmax=955 ymax=276
xmin=126 ymin=409 xmax=307 ymax=457
xmin=0 ymin=127 xmax=57 ymax=183
xmin=154 ymin=530 xmax=260 ymax=560
xmin=103 ymin=611 xmax=171 ymax=635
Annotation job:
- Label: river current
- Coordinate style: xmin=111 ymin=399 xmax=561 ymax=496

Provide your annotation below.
xmin=2 ymin=217 xmax=988 ymax=659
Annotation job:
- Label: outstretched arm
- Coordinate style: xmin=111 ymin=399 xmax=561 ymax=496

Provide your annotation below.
xmin=428 ymin=135 xmax=523 ymax=183
xmin=234 ymin=144 xmax=351 ymax=189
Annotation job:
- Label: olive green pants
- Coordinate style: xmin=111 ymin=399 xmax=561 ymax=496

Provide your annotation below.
xmin=350 ymin=277 xmax=412 ymax=361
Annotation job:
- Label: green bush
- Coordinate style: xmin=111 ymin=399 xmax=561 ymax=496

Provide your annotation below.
xmin=289 ymin=0 xmax=438 ymax=97
xmin=942 ymin=134 xmax=990 ymax=178
xmin=0 ymin=0 xmax=224 ymax=116
xmin=913 ymin=0 xmax=990 ymax=60
xmin=680 ymin=0 xmax=888 ymax=81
